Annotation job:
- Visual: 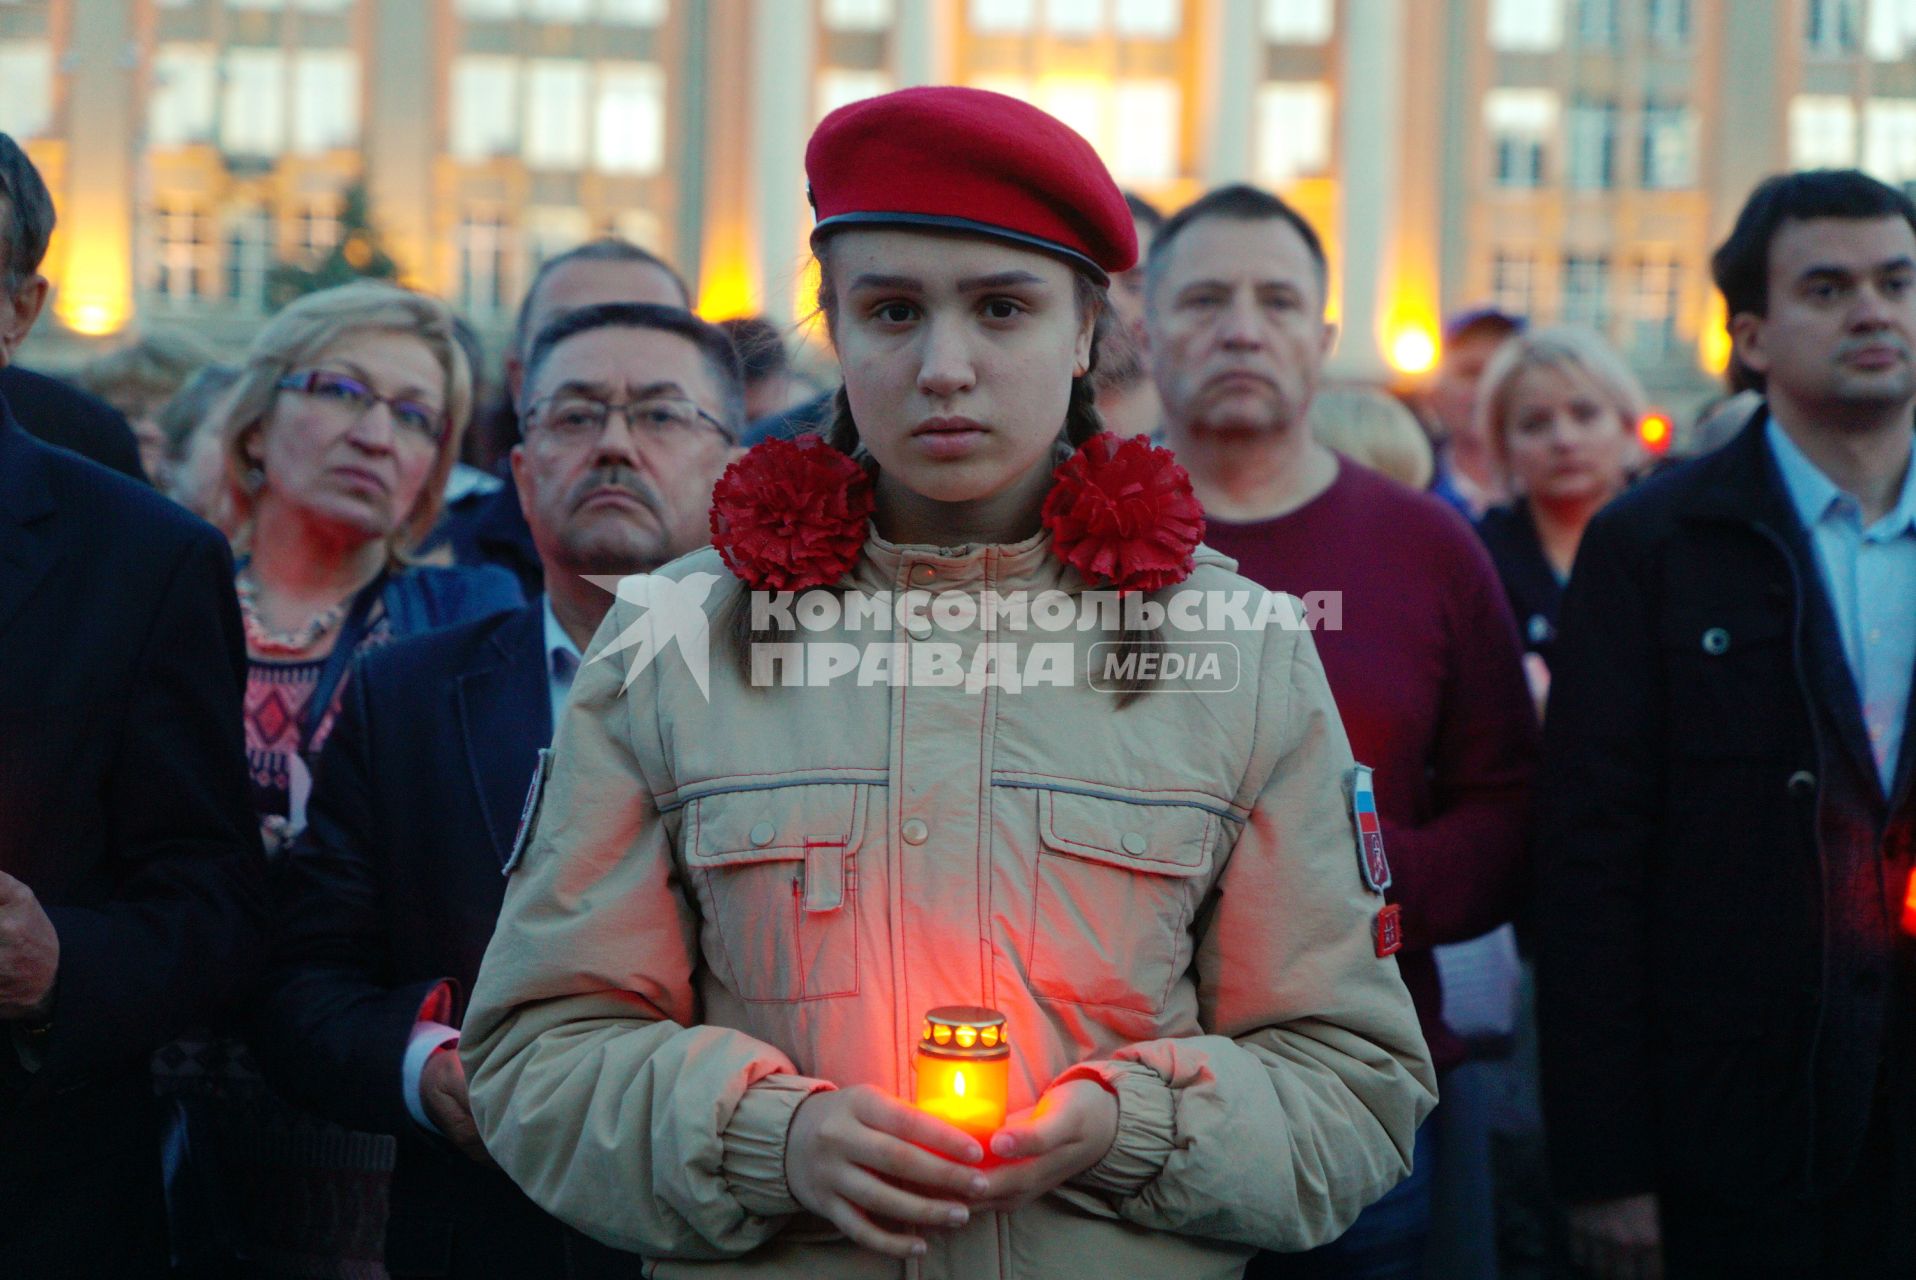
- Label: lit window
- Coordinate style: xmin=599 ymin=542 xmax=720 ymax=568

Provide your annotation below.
xmin=1485 ymin=89 xmax=1556 ymax=188
xmin=0 ymin=43 xmax=50 ymax=140
xmin=1806 ymin=0 xmax=1861 ymax=53
xmin=1111 ymin=80 xmax=1179 ymax=182
xmin=1641 ymin=101 xmax=1696 ymax=189
xmin=602 ymin=0 xmax=667 ymax=21
xmin=526 ymin=59 xmax=589 ymax=170
xmin=1488 ymin=0 xmax=1562 ymax=51
xmin=221 ymin=48 xmax=286 ymax=156
xmin=1629 ymin=254 xmax=1680 ymax=360
xmin=595 ymin=62 xmax=665 ymax=174
xmin=969 ymin=74 xmax=1035 ymax=104
xmin=298 ymin=199 xmax=341 ymax=259
xmin=1561 ymin=254 xmax=1611 ymax=332
xmin=1864 ymin=98 xmax=1916 ymax=185
xmin=822 ymin=0 xmax=891 ymax=30
xmin=817 ymin=69 xmax=892 ymax=124
xmin=1263 ymin=0 xmax=1330 ymax=43
xmin=224 ymin=205 xmax=273 ymax=306
xmin=153 ymin=201 xmax=215 ymax=303
xmin=1255 ymin=82 xmax=1331 ymax=185
xmin=451 ymin=56 xmax=521 ymax=161
xmin=1114 ymin=0 xmax=1179 ymax=38
xmin=292 ymin=50 xmax=359 ymax=153
xmin=456 ymin=0 xmax=519 ymax=17
xmin=150 ymin=44 xmax=218 ymax=147
xmin=527 ymin=0 xmax=591 ymax=20
xmin=970 ymin=0 xmax=1037 ymax=33
xmin=1039 ymin=79 xmax=1104 ymax=147
xmin=1867 ymin=0 xmax=1916 ymax=59
xmin=1491 ymin=250 xmax=1536 ymax=319
xmin=1791 ymin=94 xmax=1859 ymax=166
xmin=459 ymin=208 xmax=514 ymax=315
xmin=1566 ymin=99 xmax=1616 ymax=189
xmin=1046 ymin=0 xmax=1103 ymax=35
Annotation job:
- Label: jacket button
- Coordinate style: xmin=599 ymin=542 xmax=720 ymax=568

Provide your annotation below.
xmin=911 ymin=564 xmax=938 ymax=585
xmin=1701 ymin=627 xmax=1730 ymax=655
xmin=1120 ymin=832 xmax=1148 ymax=855
xmin=901 ymin=818 xmax=929 ymax=845
xmin=1787 ymin=770 xmax=1816 ymax=799
xmin=749 ymin=822 xmax=776 ymax=846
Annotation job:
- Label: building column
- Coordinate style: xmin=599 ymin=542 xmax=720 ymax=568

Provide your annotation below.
xmin=895 ymin=0 xmax=954 ymax=88
xmin=365 ymin=0 xmax=435 ymax=290
xmin=53 ymin=0 xmax=137 ymax=338
xmin=1195 ymin=0 xmax=1258 ymax=185
xmin=1327 ymin=0 xmax=1404 ymax=381
xmin=749 ymin=0 xmax=814 ymax=325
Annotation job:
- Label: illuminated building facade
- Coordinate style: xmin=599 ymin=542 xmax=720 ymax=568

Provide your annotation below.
xmin=6 ymin=0 xmax=1916 ymax=409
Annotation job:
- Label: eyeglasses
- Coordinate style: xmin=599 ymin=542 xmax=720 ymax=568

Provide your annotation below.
xmin=277 ymin=370 xmax=447 ymax=447
xmin=523 ymin=393 xmax=734 ymax=446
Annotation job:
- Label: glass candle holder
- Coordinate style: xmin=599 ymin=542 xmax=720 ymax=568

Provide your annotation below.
xmin=914 ymin=1006 xmax=1009 ymax=1143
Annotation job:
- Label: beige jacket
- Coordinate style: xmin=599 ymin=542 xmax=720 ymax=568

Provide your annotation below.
xmin=463 ymin=529 xmax=1436 ymax=1279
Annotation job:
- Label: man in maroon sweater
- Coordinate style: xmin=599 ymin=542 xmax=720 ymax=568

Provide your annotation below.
xmin=1145 ymin=184 xmax=1539 ymax=1277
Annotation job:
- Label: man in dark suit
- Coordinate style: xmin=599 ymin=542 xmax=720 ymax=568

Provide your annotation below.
xmin=253 ymin=302 xmax=742 ymax=1276
xmin=0 ymin=137 xmax=264 ymax=1275
xmin=1535 ymin=169 xmax=1916 ymax=1279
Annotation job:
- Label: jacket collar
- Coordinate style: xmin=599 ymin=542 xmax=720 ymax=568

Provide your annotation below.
xmin=454 ymin=603 xmax=552 ymax=867
xmin=848 ymin=524 xmax=1234 ymax=597
xmin=0 ymin=397 xmax=59 ymax=648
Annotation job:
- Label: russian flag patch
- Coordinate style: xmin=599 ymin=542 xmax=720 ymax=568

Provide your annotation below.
xmin=1349 ymin=765 xmax=1391 ymax=894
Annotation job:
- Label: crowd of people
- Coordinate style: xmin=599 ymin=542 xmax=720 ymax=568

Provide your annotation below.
xmin=0 ymin=78 xmax=1911 ymax=1280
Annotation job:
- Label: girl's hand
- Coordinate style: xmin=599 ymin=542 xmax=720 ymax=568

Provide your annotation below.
xmin=784 ymin=1084 xmax=989 ymax=1258
xmin=970 ymin=1079 xmax=1118 ymax=1214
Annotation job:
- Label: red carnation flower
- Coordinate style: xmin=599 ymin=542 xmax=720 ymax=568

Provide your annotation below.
xmin=1042 ymin=433 xmax=1204 ymax=593
xmin=709 ymin=436 xmax=875 ymax=591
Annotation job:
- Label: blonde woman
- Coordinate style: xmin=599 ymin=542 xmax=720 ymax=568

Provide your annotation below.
xmin=168 ymin=281 xmax=519 ymax=1279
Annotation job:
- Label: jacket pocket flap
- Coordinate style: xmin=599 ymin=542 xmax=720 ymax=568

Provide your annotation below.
xmin=691 ymin=784 xmax=860 ymax=869
xmin=1039 ymin=789 xmax=1213 ymax=875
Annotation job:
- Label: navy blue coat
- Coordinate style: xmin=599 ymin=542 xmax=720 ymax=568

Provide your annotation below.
xmin=1534 ymin=413 xmax=1916 ymax=1242
xmin=254 ymin=603 xmax=644 ymax=1277
xmin=0 ymin=403 xmax=265 ymax=1274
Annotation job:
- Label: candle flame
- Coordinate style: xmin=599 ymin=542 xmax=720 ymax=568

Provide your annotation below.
xmin=953 ymin=1070 xmax=966 ymax=1097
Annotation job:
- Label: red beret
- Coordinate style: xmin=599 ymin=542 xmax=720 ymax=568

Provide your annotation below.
xmin=806 ymin=86 xmax=1137 ymax=281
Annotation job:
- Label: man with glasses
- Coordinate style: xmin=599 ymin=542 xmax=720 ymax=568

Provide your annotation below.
xmin=253 ymin=304 xmax=741 ymax=1278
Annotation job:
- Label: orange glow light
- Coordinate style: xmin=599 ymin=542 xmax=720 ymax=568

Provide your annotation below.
xmin=1902 ymin=866 xmax=1916 ymax=936
xmin=1387 ymin=326 xmax=1439 ymax=375
xmin=1638 ymin=413 xmax=1673 ymax=456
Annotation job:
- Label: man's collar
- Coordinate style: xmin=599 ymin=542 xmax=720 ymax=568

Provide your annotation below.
xmin=540 ymin=594 xmax=583 ymax=678
xmin=1766 ymin=416 xmax=1916 ymax=536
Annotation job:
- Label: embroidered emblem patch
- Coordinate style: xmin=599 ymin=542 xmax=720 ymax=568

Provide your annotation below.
xmin=1374 ymin=904 xmax=1404 ymax=958
xmin=1348 ymin=764 xmax=1391 ymax=893
xmin=504 ymin=749 xmax=554 ymax=876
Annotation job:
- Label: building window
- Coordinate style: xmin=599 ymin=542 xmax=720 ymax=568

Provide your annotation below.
xmin=154 ymin=202 xmax=215 ymax=303
xmin=1864 ymin=98 xmax=1916 ymax=189
xmin=525 ymin=59 xmax=589 ymax=170
xmin=594 ymin=62 xmax=665 ymax=174
xmin=1255 ymin=82 xmax=1332 ymax=185
xmin=1046 ymin=0 xmax=1103 ymax=35
xmin=451 ymin=56 xmax=521 ymax=161
xmin=1646 ymin=0 xmax=1691 ymax=47
xmin=1641 ymin=101 xmax=1697 ymax=188
xmin=1561 ymin=254 xmax=1611 ymax=331
xmin=1110 ymin=80 xmax=1179 ymax=182
xmin=458 ymin=209 xmax=513 ymax=316
xmin=297 ymin=199 xmax=341 ymax=260
xmin=221 ymin=48 xmax=287 ymax=157
xmin=150 ymin=44 xmax=218 ymax=147
xmin=970 ymin=0 xmax=1037 ymax=32
xmin=601 ymin=0 xmax=668 ymax=21
xmin=1868 ymin=0 xmax=1916 ymax=60
xmin=1566 ymin=99 xmax=1617 ymax=189
xmin=817 ymin=69 xmax=892 ymax=124
xmin=224 ymin=205 xmax=272 ymax=306
xmin=1807 ymin=0 xmax=1861 ymax=53
xmin=1263 ymin=0 xmax=1331 ymax=43
xmin=1485 ymin=89 xmax=1556 ymax=188
xmin=292 ymin=50 xmax=359 ymax=154
xmin=527 ymin=0 xmax=592 ymax=20
xmin=1791 ymin=94 xmax=1859 ymax=166
xmin=1489 ymin=0 xmax=1563 ymax=51
xmin=822 ymin=0 xmax=892 ymax=30
xmin=1492 ymin=251 xmax=1537 ymax=320
xmin=455 ymin=0 xmax=519 ymax=18
xmin=1113 ymin=0 xmax=1179 ymax=37
xmin=1574 ymin=0 xmax=1617 ymax=47
xmin=0 ymin=43 xmax=49 ymax=141
xmin=1629 ymin=255 xmax=1680 ymax=359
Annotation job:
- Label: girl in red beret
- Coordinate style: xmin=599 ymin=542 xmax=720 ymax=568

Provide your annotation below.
xmin=462 ymin=87 xmax=1435 ymax=1278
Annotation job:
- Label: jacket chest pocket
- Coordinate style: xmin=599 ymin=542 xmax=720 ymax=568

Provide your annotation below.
xmin=1028 ymin=789 xmax=1217 ymax=1016
xmin=1659 ymin=607 xmax=1798 ymax=759
xmin=687 ymin=784 xmax=866 ymax=1002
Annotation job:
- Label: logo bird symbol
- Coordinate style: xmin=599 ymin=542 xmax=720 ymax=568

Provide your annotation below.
xmin=582 ymin=572 xmax=722 ymax=701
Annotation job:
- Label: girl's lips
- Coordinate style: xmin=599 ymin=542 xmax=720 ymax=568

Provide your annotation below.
xmin=914 ymin=428 xmax=988 ymax=459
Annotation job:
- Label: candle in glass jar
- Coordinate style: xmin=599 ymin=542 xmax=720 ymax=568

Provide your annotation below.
xmin=914 ymin=1006 xmax=1009 ymax=1142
